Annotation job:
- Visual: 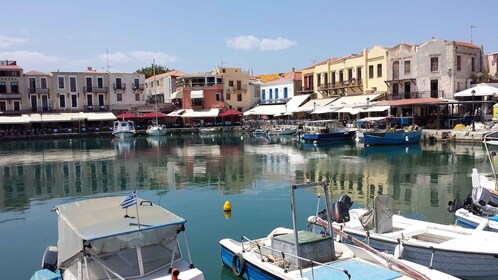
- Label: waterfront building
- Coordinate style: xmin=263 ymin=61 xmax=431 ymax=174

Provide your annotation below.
xmin=108 ymin=72 xmax=145 ymax=113
xmin=144 ymin=70 xmax=186 ymax=106
xmin=259 ymin=68 xmax=302 ymax=105
xmin=0 ymin=60 xmax=24 ymax=113
xmin=484 ymin=52 xmax=498 ymax=77
xmin=215 ymin=67 xmax=252 ymax=112
xmin=24 ymin=70 xmax=51 ymax=113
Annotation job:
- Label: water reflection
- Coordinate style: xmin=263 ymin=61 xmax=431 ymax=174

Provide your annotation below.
xmin=0 ymin=135 xmax=490 ymax=225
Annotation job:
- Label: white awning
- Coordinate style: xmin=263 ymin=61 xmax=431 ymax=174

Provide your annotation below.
xmin=454 ymin=83 xmax=498 ymax=97
xmin=359 ymin=105 xmax=390 ymax=113
xmin=310 ymin=106 xmax=338 ymax=114
xmin=166 ymin=109 xmax=185 ymax=117
xmin=328 ymin=93 xmax=382 ymax=107
xmin=181 ymin=108 xmax=219 ymax=118
xmin=171 ymin=91 xmax=183 ymax=99
xmin=293 ymin=97 xmax=338 ymax=113
xmin=191 ymin=90 xmax=204 ymax=99
xmin=85 ymin=112 xmax=117 ymax=121
xmin=0 ymin=115 xmax=30 ymax=124
xmin=285 ymin=94 xmax=310 ymax=111
xmin=29 ymin=113 xmax=79 ymax=123
xmin=243 ymin=104 xmax=286 ymax=116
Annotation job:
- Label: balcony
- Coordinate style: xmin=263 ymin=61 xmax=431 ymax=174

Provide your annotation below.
xmin=28 ymin=88 xmax=50 ymax=94
xmin=84 ymin=105 xmax=110 ymax=112
xmin=389 ymin=90 xmax=446 ymax=100
xmin=300 ymin=87 xmax=314 ymax=93
xmin=84 ymin=87 xmax=108 ymax=93
xmin=132 ymin=83 xmax=144 ymax=90
xmin=0 ymin=93 xmax=21 ymax=99
xmin=30 ymin=106 xmax=52 ymax=112
xmin=113 ymin=83 xmax=126 ymax=90
xmin=177 ymin=82 xmax=223 ymax=90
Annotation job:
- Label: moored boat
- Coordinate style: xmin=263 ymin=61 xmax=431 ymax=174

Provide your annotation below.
xmin=301 ymin=120 xmax=355 ymax=143
xmin=309 ymin=194 xmax=498 ymax=279
xmin=220 ymin=182 xmax=456 ymax=280
xmin=267 ymin=127 xmax=297 ymax=136
xmin=31 ymin=195 xmax=204 ymax=280
xmin=112 ymin=120 xmax=136 ymax=138
xmin=361 ymin=117 xmax=422 ymax=146
xmin=146 ymin=122 xmax=167 ymax=136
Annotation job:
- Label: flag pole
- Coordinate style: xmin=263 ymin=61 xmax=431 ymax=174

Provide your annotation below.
xmin=134 ymin=190 xmax=141 ymax=230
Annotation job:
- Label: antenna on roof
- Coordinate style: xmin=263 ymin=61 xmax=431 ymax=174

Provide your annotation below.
xmin=470 ymin=25 xmax=478 ymax=44
xmin=220 ymin=59 xmax=227 ymax=68
xmin=311 ymin=59 xmax=317 ymax=64
xmin=105 ymin=49 xmax=112 ymax=73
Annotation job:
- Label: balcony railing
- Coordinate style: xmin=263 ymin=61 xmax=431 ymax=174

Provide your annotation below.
xmin=177 ymin=82 xmax=223 ymax=89
xmin=319 ymin=79 xmax=363 ymax=90
xmin=0 ymin=93 xmax=21 ymax=99
xmin=132 ymin=83 xmax=144 ymax=90
xmin=30 ymin=106 xmax=52 ymax=112
xmin=84 ymin=105 xmax=110 ymax=112
xmin=28 ymin=88 xmax=50 ymax=94
xmin=113 ymin=83 xmax=126 ymax=90
xmin=389 ymin=90 xmax=446 ymax=100
xmin=83 ymin=87 xmax=108 ymax=93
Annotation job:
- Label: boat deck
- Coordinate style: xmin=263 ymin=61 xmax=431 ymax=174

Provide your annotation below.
xmin=303 ymin=258 xmax=403 ymax=280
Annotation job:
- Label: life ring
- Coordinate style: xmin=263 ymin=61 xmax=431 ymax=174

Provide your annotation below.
xmin=231 ymin=253 xmax=246 ymax=277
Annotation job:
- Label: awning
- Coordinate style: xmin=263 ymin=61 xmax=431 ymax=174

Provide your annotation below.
xmin=171 ymin=91 xmax=183 ymax=99
xmin=84 ymin=112 xmax=117 ymax=121
xmin=0 ymin=115 xmax=30 ymax=124
xmin=29 ymin=113 xmax=76 ymax=123
xmin=293 ymin=97 xmax=337 ymax=113
xmin=191 ymin=90 xmax=204 ymax=99
xmin=181 ymin=108 xmax=219 ymax=118
xmin=243 ymin=104 xmax=286 ymax=116
xmin=454 ymin=83 xmax=498 ymax=97
xmin=328 ymin=93 xmax=382 ymax=107
xmin=166 ymin=109 xmax=185 ymax=117
xmin=285 ymin=94 xmax=310 ymax=112
xmin=376 ymin=97 xmax=447 ymax=106
xmin=359 ymin=105 xmax=390 ymax=113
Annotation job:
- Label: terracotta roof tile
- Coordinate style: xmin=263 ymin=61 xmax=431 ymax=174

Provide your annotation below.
xmin=455 ymin=41 xmax=480 ymax=49
xmin=24 ymin=70 xmax=49 ymax=76
xmin=146 ymin=70 xmax=187 ymax=81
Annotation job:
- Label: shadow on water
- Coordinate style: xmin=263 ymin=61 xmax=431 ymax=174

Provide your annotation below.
xmin=360 ymin=143 xmax=423 ymax=158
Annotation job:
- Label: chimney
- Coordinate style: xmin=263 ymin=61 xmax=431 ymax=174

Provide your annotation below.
xmin=87 ymin=67 xmax=92 ymax=71
xmin=291 ymin=67 xmax=295 ymax=72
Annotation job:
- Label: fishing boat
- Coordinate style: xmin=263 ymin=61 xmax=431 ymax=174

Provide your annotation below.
xmin=220 ymin=182 xmax=456 ymax=280
xmin=308 ymin=194 xmax=498 ymax=279
xmin=362 ymin=117 xmax=422 ymax=146
xmin=112 ymin=120 xmax=136 ymax=138
xmin=454 ymin=207 xmax=498 ymax=232
xmin=31 ymin=195 xmax=204 ymax=280
xmin=146 ymin=60 xmax=167 ymax=136
xmin=471 ymin=132 xmax=498 ymax=204
xmin=251 ymin=128 xmax=267 ymax=136
xmin=301 ymin=120 xmax=355 ymax=143
xmin=267 ymin=127 xmax=297 ymax=136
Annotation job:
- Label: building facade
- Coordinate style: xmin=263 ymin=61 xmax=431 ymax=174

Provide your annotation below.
xmin=0 ymin=60 xmax=24 ymax=113
xmin=108 ymin=72 xmax=145 ymax=113
xmin=260 ymin=69 xmax=302 ymax=104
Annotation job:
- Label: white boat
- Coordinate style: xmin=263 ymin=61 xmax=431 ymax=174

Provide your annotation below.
xmin=147 ymin=122 xmax=167 ymax=136
xmin=471 ymin=132 xmax=498 ymax=204
xmin=267 ymin=127 xmax=297 ymax=136
xmin=308 ymin=195 xmax=498 ymax=279
xmin=199 ymin=127 xmax=218 ymax=134
xmin=112 ymin=120 xmax=136 ymax=138
xmin=31 ymin=196 xmax=204 ymax=280
xmin=454 ymin=207 xmax=498 ymax=232
xmin=220 ymin=182 xmax=456 ymax=280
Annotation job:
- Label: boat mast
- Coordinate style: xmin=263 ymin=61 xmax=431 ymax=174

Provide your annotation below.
xmin=153 ymin=59 xmax=158 ymax=125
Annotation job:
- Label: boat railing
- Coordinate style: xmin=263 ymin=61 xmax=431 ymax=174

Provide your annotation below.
xmin=239 ymin=235 xmax=351 ymax=280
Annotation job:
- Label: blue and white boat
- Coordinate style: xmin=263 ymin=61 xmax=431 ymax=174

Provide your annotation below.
xmin=112 ymin=120 xmax=136 ymax=138
xmin=362 ymin=117 xmax=422 ymax=146
xmin=220 ymin=182 xmax=456 ymax=280
xmin=302 ymin=120 xmax=355 ymax=143
xmin=31 ymin=196 xmax=204 ymax=280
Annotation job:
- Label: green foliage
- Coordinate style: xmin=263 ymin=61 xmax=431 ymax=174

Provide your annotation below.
xmin=472 ymin=71 xmax=497 ymax=83
xmin=135 ymin=65 xmax=173 ymax=79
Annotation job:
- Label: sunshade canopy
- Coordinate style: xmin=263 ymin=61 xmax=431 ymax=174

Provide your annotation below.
xmin=454 ymin=83 xmax=498 ymax=97
xmin=219 ymin=109 xmax=242 ymax=117
xmin=116 ymin=112 xmax=140 ymax=119
xmin=142 ymin=112 xmax=167 ymax=118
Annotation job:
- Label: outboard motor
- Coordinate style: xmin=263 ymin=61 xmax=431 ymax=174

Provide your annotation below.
xmin=318 ymin=195 xmax=354 ymax=223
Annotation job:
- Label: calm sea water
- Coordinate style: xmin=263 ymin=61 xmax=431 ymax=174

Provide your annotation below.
xmin=0 ymin=133 xmax=490 ymax=279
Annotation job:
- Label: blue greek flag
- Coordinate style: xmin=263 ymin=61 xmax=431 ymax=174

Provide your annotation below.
xmin=119 ymin=191 xmax=137 ymax=209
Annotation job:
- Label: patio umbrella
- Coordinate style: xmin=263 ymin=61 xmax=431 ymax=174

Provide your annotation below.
xmin=454 ymin=83 xmax=498 ymax=97
xmin=219 ymin=109 xmax=243 ymax=117
xmin=115 ymin=112 xmax=140 ymax=120
xmin=142 ymin=112 xmax=167 ymax=118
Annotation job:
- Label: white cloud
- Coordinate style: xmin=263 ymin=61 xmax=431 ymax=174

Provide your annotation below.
xmin=226 ymin=35 xmax=296 ymax=51
xmin=0 ymin=51 xmax=58 ymax=63
xmin=98 ymin=51 xmax=178 ymax=65
xmin=0 ymin=35 xmax=28 ymax=48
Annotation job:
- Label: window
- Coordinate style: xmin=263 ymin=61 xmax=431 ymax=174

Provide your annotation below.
xmin=404 ymin=60 xmax=411 ymax=74
xmin=216 ymin=93 xmax=220 ymax=101
xmin=471 ymin=57 xmax=475 ymax=72
xmin=116 ymin=78 xmax=122 ymax=89
xmin=339 ymin=71 xmax=343 ymax=82
xmin=41 ymin=78 xmax=47 ymax=89
xmin=348 ymin=68 xmax=353 ymax=80
xmin=457 ymin=56 xmax=461 ymax=71
xmin=135 ymin=94 xmax=140 ymax=101
xmin=86 ymin=77 xmax=93 ymax=92
xmin=0 ymin=101 xmax=5 ymax=111
xmin=229 ymin=80 xmax=234 ymax=87
xmin=29 ymin=78 xmax=36 ymax=93
xmin=357 ymin=67 xmax=362 ymax=81
xmin=226 ymin=93 xmax=231 ymax=100
xmin=269 ymin=89 xmax=273 ymax=99
xmin=237 ymin=81 xmax=241 ymax=90
xmin=284 ymin=87 xmax=288 ymax=98
xmin=71 ymin=95 xmax=77 ymax=107
xmin=237 ymin=94 xmax=242 ymax=102
xmin=117 ymin=93 xmax=123 ymax=101
xmin=431 ymin=57 xmax=438 ymax=72
xmin=13 ymin=101 xmax=20 ymax=111
xmin=377 ymin=64 xmax=382 ymax=77
xmin=237 ymin=107 xmax=242 ymax=112
xmin=98 ymin=77 xmax=104 ymax=88
xmin=156 ymin=80 xmax=159 ymax=86
xmin=368 ymin=65 xmax=374 ymax=79
xmin=11 ymin=82 xmax=18 ymax=93
xmin=58 ymin=76 xmax=65 ymax=89
xmin=59 ymin=95 xmax=66 ymax=108
xmin=134 ymin=78 xmax=139 ymax=88
xmin=0 ymin=81 xmax=6 ymax=93
xmin=275 ymin=88 xmax=279 ymax=99
xmin=262 ymin=92 xmax=266 ymax=100
xmin=70 ymin=77 xmax=77 ymax=92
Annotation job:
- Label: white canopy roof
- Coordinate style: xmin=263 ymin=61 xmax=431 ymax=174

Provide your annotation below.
xmin=293 ymin=97 xmax=337 ymax=113
xmin=359 ymin=105 xmax=390 ymax=113
xmin=243 ymin=104 xmax=286 ymax=116
xmin=171 ymin=90 xmax=183 ymax=99
xmin=191 ymin=90 xmax=204 ymax=99
xmin=0 ymin=115 xmax=30 ymax=124
xmin=166 ymin=109 xmax=185 ymax=117
xmin=181 ymin=108 xmax=219 ymax=118
xmin=85 ymin=112 xmax=117 ymax=121
xmin=454 ymin=83 xmax=498 ymax=97
xmin=328 ymin=93 xmax=382 ymax=107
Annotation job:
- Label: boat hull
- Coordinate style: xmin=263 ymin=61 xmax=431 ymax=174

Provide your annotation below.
xmin=363 ymin=130 xmax=422 ymax=145
xmin=147 ymin=127 xmax=167 ymax=136
xmin=112 ymin=131 xmax=135 ymax=138
xmin=455 ymin=208 xmax=498 ymax=232
xmin=302 ymin=130 xmax=355 ymax=142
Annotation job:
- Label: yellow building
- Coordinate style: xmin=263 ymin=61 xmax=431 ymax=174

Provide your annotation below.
xmin=302 ymin=46 xmax=389 ymax=99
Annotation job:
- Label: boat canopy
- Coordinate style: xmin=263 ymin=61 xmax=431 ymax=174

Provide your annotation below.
xmin=56 ymin=196 xmax=185 ymax=268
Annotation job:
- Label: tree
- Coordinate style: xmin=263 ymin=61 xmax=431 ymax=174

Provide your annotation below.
xmin=135 ymin=65 xmax=173 ymax=79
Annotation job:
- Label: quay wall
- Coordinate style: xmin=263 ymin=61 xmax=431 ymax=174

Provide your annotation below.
xmin=422 ymin=129 xmax=488 ymax=143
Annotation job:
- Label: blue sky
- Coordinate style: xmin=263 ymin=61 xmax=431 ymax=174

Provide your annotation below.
xmin=1 ymin=0 xmax=497 ymax=75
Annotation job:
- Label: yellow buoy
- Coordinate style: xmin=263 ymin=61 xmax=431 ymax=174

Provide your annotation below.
xmin=224 ymin=211 xmax=232 ymax=220
xmin=223 ymin=200 xmax=232 ymax=212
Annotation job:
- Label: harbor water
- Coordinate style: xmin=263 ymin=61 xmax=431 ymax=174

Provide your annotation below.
xmin=0 ymin=133 xmax=490 ymax=279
